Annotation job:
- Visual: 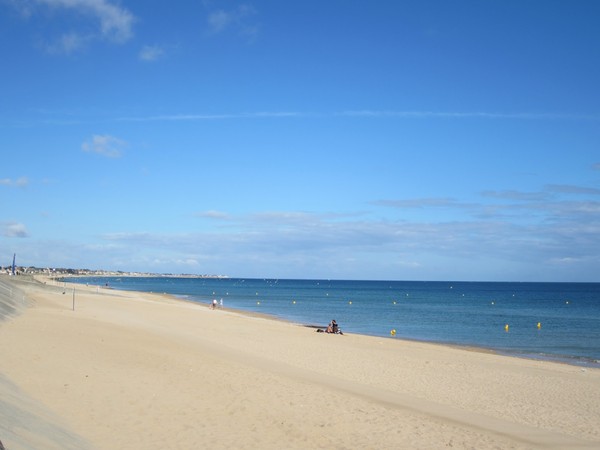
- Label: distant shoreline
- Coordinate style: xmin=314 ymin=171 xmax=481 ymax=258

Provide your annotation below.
xmin=60 ymin=275 xmax=600 ymax=369
xmin=56 ymin=273 xmax=230 ymax=279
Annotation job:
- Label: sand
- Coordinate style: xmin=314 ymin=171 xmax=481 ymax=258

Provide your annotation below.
xmin=0 ymin=275 xmax=599 ymax=449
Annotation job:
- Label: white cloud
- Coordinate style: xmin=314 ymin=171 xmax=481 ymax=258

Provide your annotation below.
xmin=0 ymin=177 xmax=29 ymax=188
xmin=545 ymin=184 xmax=600 ymax=196
xmin=195 ymin=210 xmax=232 ymax=220
xmin=208 ymin=9 xmax=231 ymax=33
xmin=2 ymin=222 xmax=29 ymax=238
xmin=94 ymin=203 xmax=600 ymax=280
xmin=139 ymin=45 xmax=165 ymax=62
xmin=41 ymin=0 xmax=134 ymax=42
xmin=207 ymin=4 xmax=258 ymax=39
xmin=113 ymin=109 xmax=600 ymax=124
xmin=3 ymin=0 xmax=31 ymax=17
xmin=373 ymin=197 xmax=475 ymax=209
xmin=94 ymin=0 xmax=134 ymax=42
xmin=9 ymin=193 xmax=600 ymax=280
xmin=8 ymin=0 xmax=135 ymax=53
xmin=45 ymin=31 xmax=88 ymax=54
xmin=117 ymin=111 xmax=303 ymax=122
xmin=340 ymin=110 xmax=600 ymax=121
xmin=481 ymin=190 xmax=550 ymax=202
xmin=82 ymin=134 xmax=126 ymax=158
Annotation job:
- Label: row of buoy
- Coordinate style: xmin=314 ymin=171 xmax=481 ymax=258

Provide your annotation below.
xmin=504 ymin=322 xmax=542 ymax=332
xmin=387 ymin=323 xmax=545 ymax=336
xmin=251 ymin=301 xmax=546 ymax=338
xmin=249 ymin=295 xmax=570 ymax=306
xmin=275 ymin=296 xmax=567 ymax=306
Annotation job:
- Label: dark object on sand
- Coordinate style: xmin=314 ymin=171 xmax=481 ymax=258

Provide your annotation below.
xmin=315 ymin=320 xmax=343 ymax=335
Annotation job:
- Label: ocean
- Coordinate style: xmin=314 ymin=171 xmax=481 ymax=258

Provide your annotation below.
xmin=65 ymin=277 xmax=600 ymax=367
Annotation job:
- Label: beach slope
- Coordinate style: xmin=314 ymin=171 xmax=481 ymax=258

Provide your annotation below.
xmin=0 ymin=276 xmax=599 ymax=449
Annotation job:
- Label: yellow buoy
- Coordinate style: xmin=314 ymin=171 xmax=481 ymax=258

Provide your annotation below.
xmin=504 ymin=324 xmax=509 ymax=332
xmin=537 ymin=322 xmax=541 ymax=329
xmin=390 ymin=329 xmax=396 ymax=336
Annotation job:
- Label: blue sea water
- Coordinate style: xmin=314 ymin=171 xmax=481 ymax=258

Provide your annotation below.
xmin=66 ymin=277 xmax=600 ymax=367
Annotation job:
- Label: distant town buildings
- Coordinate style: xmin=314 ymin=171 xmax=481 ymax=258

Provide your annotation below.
xmin=0 ymin=266 xmax=227 ymax=278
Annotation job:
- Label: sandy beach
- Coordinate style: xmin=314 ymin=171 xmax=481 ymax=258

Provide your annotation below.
xmin=0 ymin=275 xmax=599 ymax=449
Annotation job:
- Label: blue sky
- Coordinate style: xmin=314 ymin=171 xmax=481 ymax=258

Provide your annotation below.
xmin=1 ymin=0 xmax=599 ymax=281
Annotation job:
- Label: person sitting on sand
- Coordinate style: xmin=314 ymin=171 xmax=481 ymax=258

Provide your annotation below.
xmin=324 ymin=319 xmax=342 ymax=334
xmin=316 ymin=320 xmax=343 ymax=334
xmin=331 ymin=319 xmax=339 ymax=334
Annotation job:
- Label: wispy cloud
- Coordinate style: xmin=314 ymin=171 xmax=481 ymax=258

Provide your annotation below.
xmin=1 ymin=222 xmax=29 ymax=238
xmin=45 ymin=0 xmax=134 ymax=42
xmin=206 ymin=4 xmax=258 ymax=40
xmin=481 ymin=190 xmax=551 ymax=202
xmin=195 ymin=210 xmax=232 ymax=220
xmin=8 ymin=0 xmax=135 ymax=53
xmin=545 ymin=184 xmax=600 ymax=196
xmin=97 ymin=200 xmax=600 ymax=280
xmin=207 ymin=9 xmax=232 ymax=33
xmin=11 ymin=182 xmax=600 ymax=279
xmin=0 ymin=177 xmax=29 ymax=188
xmin=376 ymin=186 xmax=600 ymax=226
xmin=81 ymin=134 xmax=126 ymax=158
xmin=10 ymin=108 xmax=600 ymax=127
xmin=139 ymin=45 xmax=165 ymax=62
xmin=113 ymin=109 xmax=600 ymax=123
xmin=372 ymin=197 xmax=476 ymax=209
xmin=117 ymin=111 xmax=302 ymax=122
xmin=45 ymin=31 xmax=88 ymax=54
xmin=340 ymin=110 xmax=600 ymax=121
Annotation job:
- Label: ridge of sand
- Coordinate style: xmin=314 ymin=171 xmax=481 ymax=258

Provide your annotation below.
xmin=1 ymin=275 xmax=599 ymax=449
